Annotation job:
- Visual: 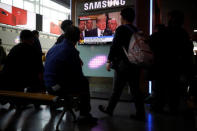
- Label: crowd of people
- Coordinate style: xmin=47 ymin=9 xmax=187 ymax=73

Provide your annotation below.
xmin=0 ymin=7 xmax=196 ymax=125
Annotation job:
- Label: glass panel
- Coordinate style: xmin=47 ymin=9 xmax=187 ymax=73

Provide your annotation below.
xmin=41 ymin=0 xmax=50 ymax=6
xmin=1 ymin=0 xmax=12 ymax=5
xmin=35 ymin=0 xmax=40 ymax=4
xmin=57 ymin=4 xmax=70 ymax=13
xmin=13 ymin=0 xmax=23 ymax=8
xmin=51 ymin=10 xmax=57 ymax=19
xmin=40 ymin=0 xmax=43 ymax=5
xmin=57 ymin=13 xmax=67 ymax=20
xmin=24 ymin=1 xmax=34 ymax=12
xmin=40 ymin=6 xmax=43 ymax=14
xmin=35 ymin=4 xmax=39 ymax=13
xmin=42 ymin=7 xmax=50 ymax=17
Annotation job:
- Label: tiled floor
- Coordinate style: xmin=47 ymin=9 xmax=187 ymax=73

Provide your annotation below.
xmin=0 ymin=99 xmax=196 ymax=131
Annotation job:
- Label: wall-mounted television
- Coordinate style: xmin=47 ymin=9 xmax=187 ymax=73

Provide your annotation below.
xmin=78 ymin=11 xmax=121 ymax=44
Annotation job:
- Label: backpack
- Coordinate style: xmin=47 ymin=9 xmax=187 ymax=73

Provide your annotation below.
xmin=123 ymin=25 xmax=154 ymax=66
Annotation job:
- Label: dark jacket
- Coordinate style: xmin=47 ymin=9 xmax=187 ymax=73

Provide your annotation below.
xmin=33 ymin=37 xmax=42 ymax=57
xmin=149 ymin=26 xmax=194 ymax=77
xmin=55 ymin=34 xmax=65 ymax=45
xmin=87 ymin=28 xmax=112 ymax=37
xmin=108 ymin=24 xmax=137 ymax=69
xmin=2 ymin=43 xmax=43 ymax=91
xmin=44 ymin=39 xmax=83 ymax=88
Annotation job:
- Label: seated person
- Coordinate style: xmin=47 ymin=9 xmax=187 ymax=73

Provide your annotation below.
xmin=44 ymin=25 xmax=97 ymax=124
xmin=2 ymin=30 xmax=43 ymax=92
xmin=32 ymin=30 xmax=43 ymax=59
xmin=54 ymin=20 xmax=73 ymax=45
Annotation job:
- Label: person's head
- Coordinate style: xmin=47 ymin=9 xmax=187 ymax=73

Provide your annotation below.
xmin=61 ymin=20 xmax=73 ymax=33
xmin=120 ymin=7 xmax=135 ymax=24
xmin=108 ymin=18 xmax=117 ymax=32
xmin=86 ymin=19 xmax=93 ymax=30
xmin=20 ymin=30 xmax=34 ymax=45
xmin=168 ymin=10 xmax=184 ymax=27
xmin=65 ymin=26 xmax=80 ymax=45
xmin=32 ymin=30 xmax=39 ymax=38
xmin=96 ymin=14 xmax=106 ymax=30
xmin=79 ymin=20 xmax=86 ymax=31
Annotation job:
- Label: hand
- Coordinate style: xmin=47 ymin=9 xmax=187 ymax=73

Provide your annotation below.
xmin=106 ymin=62 xmax=111 ymax=71
xmin=79 ymin=57 xmax=83 ymax=66
xmin=80 ymin=60 xmax=84 ymax=66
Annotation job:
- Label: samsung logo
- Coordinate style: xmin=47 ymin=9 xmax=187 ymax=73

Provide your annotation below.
xmin=84 ymin=0 xmax=126 ymax=11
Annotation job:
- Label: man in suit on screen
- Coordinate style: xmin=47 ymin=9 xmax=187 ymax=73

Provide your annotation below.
xmin=88 ymin=14 xmax=112 ymax=37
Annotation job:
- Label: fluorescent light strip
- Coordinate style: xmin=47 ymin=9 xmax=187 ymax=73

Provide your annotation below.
xmin=70 ymin=0 xmax=72 ymax=20
xmin=150 ymin=0 xmax=153 ymax=35
xmin=149 ymin=0 xmax=153 ymax=94
xmin=194 ymin=30 xmax=197 ymax=32
xmin=149 ymin=81 xmax=152 ymax=94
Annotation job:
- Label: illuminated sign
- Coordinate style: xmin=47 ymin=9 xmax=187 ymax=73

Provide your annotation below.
xmin=84 ymin=0 xmax=126 ymax=11
xmin=88 ymin=55 xmax=107 ymax=69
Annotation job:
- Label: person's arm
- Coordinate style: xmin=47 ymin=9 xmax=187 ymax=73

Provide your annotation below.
xmin=107 ymin=26 xmax=126 ymax=71
xmin=68 ymin=49 xmax=84 ymax=78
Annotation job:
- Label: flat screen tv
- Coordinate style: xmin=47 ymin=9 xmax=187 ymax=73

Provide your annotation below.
xmin=78 ymin=11 xmax=121 ymax=44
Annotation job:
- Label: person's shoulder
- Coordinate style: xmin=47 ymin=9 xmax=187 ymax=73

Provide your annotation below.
xmin=104 ymin=29 xmax=112 ymax=36
xmin=179 ymin=28 xmax=189 ymax=37
xmin=55 ymin=34 xmax=65 ymax=45
xmin=11 ymin=43 xmax=23 ymax=51
xmin=87 ymin=28 xmax=97 ymax=36
xmin=7 ymin=43 xmax=24 ymax=56
xmin=115 ymin=25 xmax=136 ymax=35
xmin=117 ymin=24 xmax=137 ymax=31
xmin=105 ymin=28 xmax=112 ymax=33
xmin=167 ymin=26 xmax=189 ymax=38
xmin=90 ymin=28 xmax=97 ymax=32
xmin=116 ymin=25 xmax=126 ymax=31
xmin=58 ymin=34 xmax=65 ymax=41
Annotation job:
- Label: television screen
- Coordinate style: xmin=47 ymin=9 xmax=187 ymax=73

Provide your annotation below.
xmin=78 ymin=11 xmax=121 ymax=44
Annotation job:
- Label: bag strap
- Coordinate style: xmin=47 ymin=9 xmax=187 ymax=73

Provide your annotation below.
xmin=122 ymin=47 xmax=128 ymax=56
xmin=123 ymin=24 xmax=137 ymax=34
xmin=122 ymin=24 xmax=137 ymax=53
xmin=122 ymin=25 xmax=139 ymax=62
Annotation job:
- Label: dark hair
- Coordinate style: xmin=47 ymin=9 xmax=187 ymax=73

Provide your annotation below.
xmin=61 ymin=20 xmax=73 ymax=32
xmin=96 ymin=14 xmax=106 ymax=23
xmin=32 ymin=30 xmax=39 ymax=36
xmin=65 ymin=26 xmax=80 ymax=44
xmin=20 ymin=30 xmax=34 ymax=41
xmin=120 ymin=7 xmax=135 ymax=23
xmin=168 ymin=10 xmax=184 ymax=27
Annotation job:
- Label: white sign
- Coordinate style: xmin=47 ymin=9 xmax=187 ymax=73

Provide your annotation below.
xmin=84 ymin=0 xmax=126 ymax=11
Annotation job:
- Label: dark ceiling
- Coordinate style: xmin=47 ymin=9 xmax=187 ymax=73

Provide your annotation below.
xmin=51 ymin=0 xmax=70 ymax=8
